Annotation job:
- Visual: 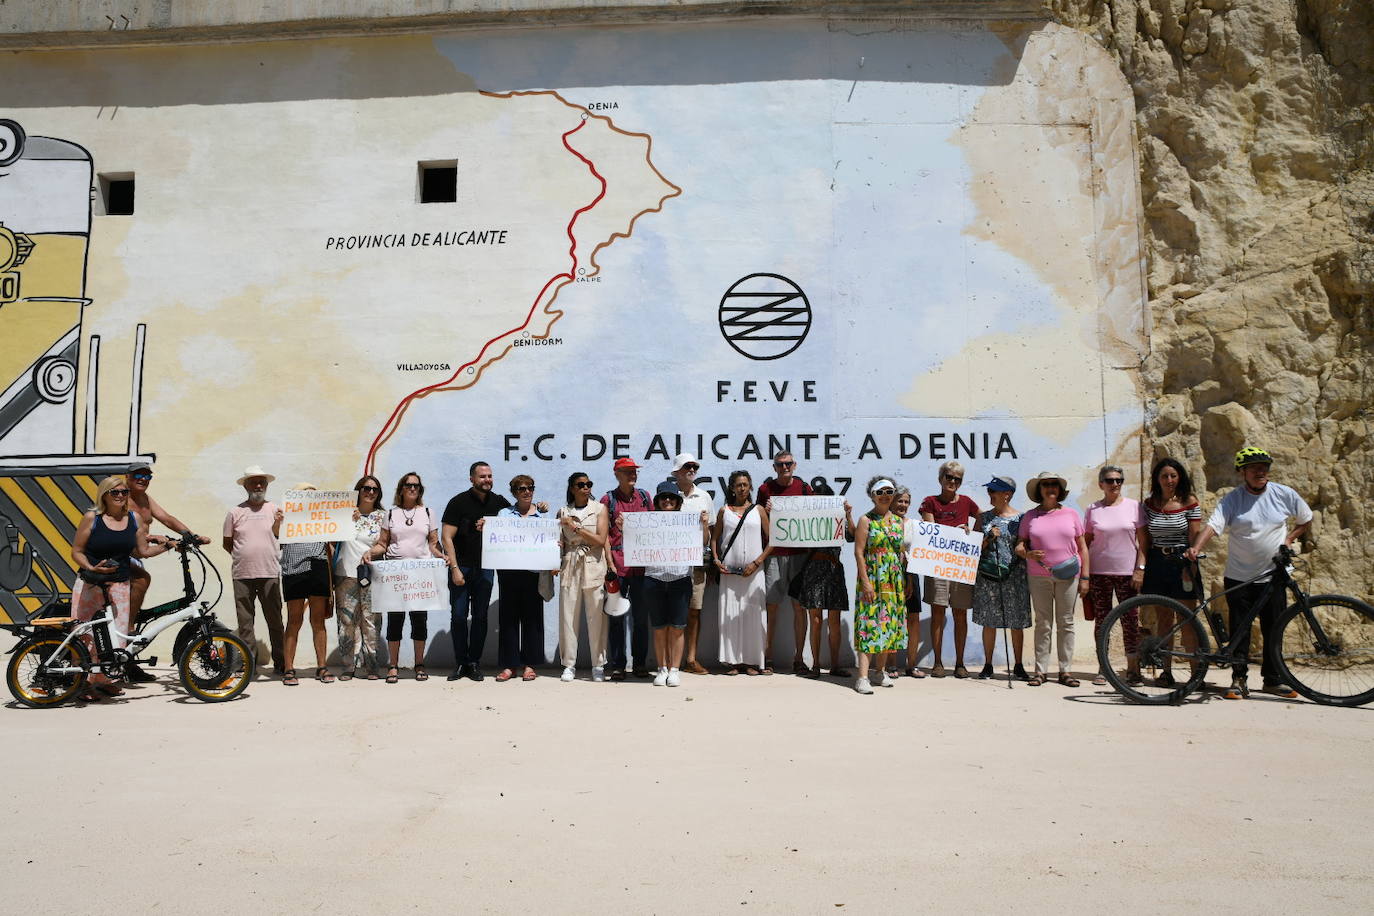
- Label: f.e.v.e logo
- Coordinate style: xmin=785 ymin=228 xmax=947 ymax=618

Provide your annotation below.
xmin=718 ymin=273 xmax=811 ymax=361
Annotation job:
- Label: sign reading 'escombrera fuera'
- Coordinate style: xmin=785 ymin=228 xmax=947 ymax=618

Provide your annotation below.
xmin=623 ymin=512 xmax=703 ymax=566
xmin=905 ymin=521 xmax=982 ymax=585
xmin=769 ymin=495 xmax=847 ymax=548
xmin=279 ymin=489 xmax=357 ymax=543
xmin=482 ymin=516 xmax=560 ymax=570
xmin=369 ymin=559 xmax=449 ymax=613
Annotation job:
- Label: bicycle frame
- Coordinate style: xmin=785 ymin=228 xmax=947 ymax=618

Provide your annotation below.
xmin=37 ymin=600 xmax=209 ymax=676
xmin=1145 ymin=548 xmax=1310 ymax=667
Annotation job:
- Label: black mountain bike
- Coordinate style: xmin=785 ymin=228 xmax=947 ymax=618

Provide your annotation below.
xmin=1097 ymin=545 xmax=1374 ymax=706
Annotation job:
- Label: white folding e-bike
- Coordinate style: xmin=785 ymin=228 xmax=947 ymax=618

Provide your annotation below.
xmin=3 ymin=533 xmax=254 ymax=707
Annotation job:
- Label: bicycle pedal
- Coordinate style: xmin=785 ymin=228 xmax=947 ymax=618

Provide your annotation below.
xmin=144 ymin=656 xmax=158 ymax=666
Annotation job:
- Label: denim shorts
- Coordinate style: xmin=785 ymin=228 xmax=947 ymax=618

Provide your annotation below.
xmin=644 ymin=576 xmax=691 ymax=629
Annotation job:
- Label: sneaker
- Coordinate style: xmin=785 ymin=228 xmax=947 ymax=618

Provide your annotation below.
xmin=591 ymin=666 xmax=606 ymax=682
xmin=977 ymin=664 xmax=994 ymax=679
xmin=854 ymin=677 xmax=874 ymax=695
xmin=560 ymin=666 xmax=576 ymax=683
xmin=1262 ymin=682 xmax=1298 ymax=698
xmin=653 ymin=667 xmax=669 ymax=687
xmin=666 ymin=668 xmax=681 ymax=687
xmin=879 ymin=671 xmax=895 ymax=688
xmin=1223 ymin=677 xmax=1249 ymax=700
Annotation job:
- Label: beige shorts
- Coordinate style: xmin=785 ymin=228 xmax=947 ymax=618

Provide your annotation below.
xmin=690 ymin=566 xmax=707 ymax=610
xmin=923 ymin=576 xmax=974 ymax=610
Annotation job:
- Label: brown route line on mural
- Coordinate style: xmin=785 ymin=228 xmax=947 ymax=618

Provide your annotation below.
xmin=363 ymin=90 xmax=682 ymax=474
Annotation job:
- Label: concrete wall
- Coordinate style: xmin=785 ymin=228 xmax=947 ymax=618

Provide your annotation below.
xmin=0 ymin=13 xmax=1148 ymax=670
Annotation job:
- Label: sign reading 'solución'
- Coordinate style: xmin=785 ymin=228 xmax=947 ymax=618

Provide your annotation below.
xmin=623 ymin=512 xmax=703 ymax=567
xmin=279 ymin=489 xmax=356 ymax=543
xmin=369 ymin=559 xmax=448 ymax=613
xmin=769 ymin=495 xmax=847 ymax=548
xmin=905 ymin=521 xmax=982 ymax=585
xmin=482 ymin=516 xmax=560 ymax=571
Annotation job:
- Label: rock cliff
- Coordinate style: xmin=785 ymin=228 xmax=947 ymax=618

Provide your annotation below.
xmin=1052 ymin=0 xmax=1373 ymax=600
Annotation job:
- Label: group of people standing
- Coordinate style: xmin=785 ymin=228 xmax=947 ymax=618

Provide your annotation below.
xmin=64 ymin=444 xmax=1311 ymax=702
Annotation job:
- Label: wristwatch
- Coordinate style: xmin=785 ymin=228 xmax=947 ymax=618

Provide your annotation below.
xmin=1136 ymin=564 xmax=1146 ymax=570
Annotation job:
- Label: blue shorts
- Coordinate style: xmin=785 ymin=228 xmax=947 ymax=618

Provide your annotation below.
xmin=643 ymin=576 xmax=691 ymax=629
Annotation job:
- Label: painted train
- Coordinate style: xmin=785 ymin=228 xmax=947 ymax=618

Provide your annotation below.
xmin=0 ymin=117 xmax=152 ymax=623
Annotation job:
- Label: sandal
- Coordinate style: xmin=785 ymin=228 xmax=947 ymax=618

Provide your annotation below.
xmin=386 ymin=666 xmax=399 ymax=685
xmin=931 ymin=664 xmax=947 ymax=678
xmin=414 ymin=664 xmax=429 ymax=682
xmin=1092 ymin=673 xmax=1107 ymax=687
xmin=1058 ymin=673 xmax=1081 ymax=688
xmin=761 ymin=660 xmax=774 ymax=675
xmin=953 ymin=665 xmax=970 ymax=679
xmin=283 ymin=669 xmax=299 ymax=687
xmin=495 ymin=668 xmax=515 ymax=682
xmin=521 ymin=667 xmax=537 ymax=681
xmin=339 ymin=669 xmax=355 ymax=682
xmin=1026 ymin=672 xmax=1045 ymax=687
xmin=315 ymin=667 xmax=335 ymax=684
xmin=365 ymin=671 xmax=381 ymax=681
xmin=725 ymin=665 xmax=740 ymax=676
xmin=745 ymin=666 xmax=761 ymax=676
xmin=904 ymin=666 xmax=927 ymax=679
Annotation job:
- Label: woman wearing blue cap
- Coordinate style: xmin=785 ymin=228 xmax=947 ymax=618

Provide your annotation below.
xmin=971 ymin=476 xmax=1030 ymax=679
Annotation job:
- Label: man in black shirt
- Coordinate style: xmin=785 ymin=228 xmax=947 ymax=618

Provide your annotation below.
xmin=441 ymin=461 xmax=510 ymax=681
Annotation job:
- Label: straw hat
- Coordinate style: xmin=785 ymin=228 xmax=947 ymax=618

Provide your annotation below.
xmin=1025 ymin=471 xmax=1070 ymax=503
xmin=236 ymin=465 xmax=276 ymax=486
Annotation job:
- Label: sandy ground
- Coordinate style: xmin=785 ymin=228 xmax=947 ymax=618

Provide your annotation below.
xmin=3 ymin=656 xmax=1373 ymax=915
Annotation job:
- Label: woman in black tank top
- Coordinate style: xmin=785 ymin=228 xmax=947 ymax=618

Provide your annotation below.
xmin=71 ymin=476 xmax=169 ymax=695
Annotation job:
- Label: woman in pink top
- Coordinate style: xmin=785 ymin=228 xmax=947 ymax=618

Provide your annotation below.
xmin=364 ymin=472 xmax=446 ymax=684
xmin=1016 ymin=472 xmax=1089 ymax=687
xmin=1084 ymin=465 xmax=1145 ymax=686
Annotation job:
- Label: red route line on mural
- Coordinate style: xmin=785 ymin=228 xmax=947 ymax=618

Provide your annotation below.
xmin=363 ymin=90 xmax=683 ymax=475
xmin=364 ymin=118 xmax=606 ymax=474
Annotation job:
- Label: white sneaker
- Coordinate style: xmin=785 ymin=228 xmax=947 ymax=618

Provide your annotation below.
xmin=880 ymin=671 xmax=895 ymax=688
xmin=666 ymin=668 xmax=681 ymax=687
xmin=653 ymin=667 xmax=669 ymax=686
xmin=560 ymin=666 xmax=575 ymax=682
xmin=591 ymin=666 xmax=605 ymax=682
xmin=854 ymin=677 xmax=874 ymax=695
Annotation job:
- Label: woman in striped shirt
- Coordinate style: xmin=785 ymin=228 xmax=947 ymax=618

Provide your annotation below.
xmin=1134 ymin=458 xmax=1202 ymax=686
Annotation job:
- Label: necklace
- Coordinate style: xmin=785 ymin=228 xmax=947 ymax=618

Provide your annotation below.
xmin=402 ymin=507 xmax=417 ymax=526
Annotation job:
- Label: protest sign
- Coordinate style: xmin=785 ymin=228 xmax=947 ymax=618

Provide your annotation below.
xmin=623 ymin=512 xmax=703 ymax=566
xmin=482 ymin=516 xmax=560 ymax=570
xmin=905 ymin=520 xmax=982 ymax=585
xmin=279 ymin=489 xmax=356 ymax=543
xmin=769 ymin=495 xmax=847 ymax=548
xmin=368 ymin=559 xmax=449 ymax=613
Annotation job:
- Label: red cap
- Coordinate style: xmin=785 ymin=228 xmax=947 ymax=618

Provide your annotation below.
xmin=613 ymin=457 xmax=640 ymax=471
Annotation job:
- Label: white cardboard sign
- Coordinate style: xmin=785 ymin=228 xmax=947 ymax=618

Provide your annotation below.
xmin=481 ymin=516 xmax=560 ymax=571
xmin=623 ymin=511 xmax=703 ymax=567
xmin=368 ymin=558 xmax=449 ymax=613
xmin=905 ymin=520 xmax=982 ymax=585
xmin=769 ymin=495 xmax=846 ymax=547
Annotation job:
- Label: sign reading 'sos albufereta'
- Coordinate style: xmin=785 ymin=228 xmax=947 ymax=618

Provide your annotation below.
xmin=905 ymin=521 xmax=982 ymax=585
xmin=769 ymin=495 xmax=847 ymax=548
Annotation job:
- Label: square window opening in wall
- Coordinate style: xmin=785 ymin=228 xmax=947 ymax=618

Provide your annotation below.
xmin=418 ymin=160 xmax=457 ymax=203
xmin=98 ymin=172 xmax=136 ymax=216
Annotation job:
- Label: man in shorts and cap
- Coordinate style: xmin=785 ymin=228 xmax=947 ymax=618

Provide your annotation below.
xmin=222 ymin=465 xmax=286 ymax=675
xmin=670 ymin=453 xmax=715 ymax=674
xmin=601 ymin=457 xmax=654 ymax=680
xmin=123 ymin=461 xmax=209 ymax=681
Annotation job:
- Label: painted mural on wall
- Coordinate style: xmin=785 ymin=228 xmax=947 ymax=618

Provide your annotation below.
xmin=0 ymin=21 xmax=1149 ymax=656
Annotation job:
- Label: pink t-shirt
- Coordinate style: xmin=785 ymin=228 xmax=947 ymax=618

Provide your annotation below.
xmin=1020 ymin=506 xmax=1085 ymax=578
xmin=381 ymin=505 xmax=438 ymax=559
xmin=223 ymin=501 xmax=281 ymax=579
xmin=1084 ymin=498 xmax=1143 ymax=576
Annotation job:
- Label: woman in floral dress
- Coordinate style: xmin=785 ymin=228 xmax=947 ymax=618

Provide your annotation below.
xmin=852 ymin=476 xmax=908 ymax=694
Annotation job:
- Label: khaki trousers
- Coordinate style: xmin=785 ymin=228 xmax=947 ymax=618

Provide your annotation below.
xmin=1030 ymin=574 xmax=1076 ymax=674
xmin=234 ymin=576 xmax=285 ymax=672
xmin=559 ymin=581 xmax=607 ymax=669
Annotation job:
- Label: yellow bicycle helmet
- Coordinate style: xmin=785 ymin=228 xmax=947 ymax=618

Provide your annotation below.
xmin=1234 ymin=446 xmax=1273 ymax=469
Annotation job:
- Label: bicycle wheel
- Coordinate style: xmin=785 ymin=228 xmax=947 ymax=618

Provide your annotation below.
xmin=6 ymin=634 xmax=90 ymax=708
xmin=1271 ymin=594 xmax=1374 ymax=707
xmin=178 ymin=632 xmax=254 ymax=702
xmin=1098 ymin=594 xmax=1209 ymax=705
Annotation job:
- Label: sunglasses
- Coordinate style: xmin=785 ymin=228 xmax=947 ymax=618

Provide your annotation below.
xmin=873 ymin=488 xmax=895 ymax=497
xmin=774 ymin=461 xmax=795 ymax=469
xmin=1101 ymin=478 xmax=1124 ymax=485
xmin=943 ymin=474 xmax=963 ymax=483
xmin=359 ymin=485 xmax=381 ymax=493
xmin=108 ymin=489 xmax=130 ymax=497
xmin=131 ymin=472 xmax=153 ymax=480
xmin=401 ymin=482 xmax=422 ymax=490
xmin=681 ymin=464 xmax=699 ymax=472
xmin=514 ymin=485 xmax=535 ymax=493
xmin=574 ymin=481 xmax=593 ymax=489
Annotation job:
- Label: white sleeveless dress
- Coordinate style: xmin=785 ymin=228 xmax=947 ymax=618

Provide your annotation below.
xmin=717 ymin=505 xmax=765 ymax=667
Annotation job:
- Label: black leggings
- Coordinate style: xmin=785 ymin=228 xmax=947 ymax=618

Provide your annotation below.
xmin=385 ymin=611 xmax=428 ymax=642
